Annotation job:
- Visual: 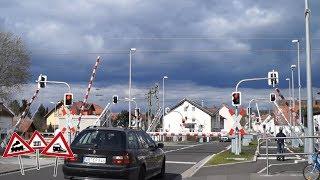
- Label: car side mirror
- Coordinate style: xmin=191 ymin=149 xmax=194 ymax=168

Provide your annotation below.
xmin=157 ymin=143 xmax=164 ymax=149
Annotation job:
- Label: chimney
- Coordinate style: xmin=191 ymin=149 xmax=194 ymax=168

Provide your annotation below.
xmin=201 ymin=100 xmax=204 ymax=107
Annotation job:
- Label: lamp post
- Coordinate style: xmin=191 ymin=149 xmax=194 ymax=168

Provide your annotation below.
xmin=292 ymin=40 xmax=302 ymax=126
xmin=286 ymin=78 xmax=292 ymax=129
xmin=129 ymin=48 xmax=136 ymax=128
xmin=162 ymin=76 xmax=168 ymax=131
xmin=291 ymin=65 xmax=296 ymax=127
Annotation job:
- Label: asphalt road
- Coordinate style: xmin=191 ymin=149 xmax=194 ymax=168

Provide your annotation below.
xmin=0 ymin=142 xmax=230 ymax=180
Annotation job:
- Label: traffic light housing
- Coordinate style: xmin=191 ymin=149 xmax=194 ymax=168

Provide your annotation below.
xmin=247 ymin=107 xmax=252 ymax=115
xmin=270 ymin=93 xmax=276 ymax=102
xmin=232 ymin=91 xmax=241 ymax=106
xmin=64 ymin=93 xmax=73 ymax=106
xmin=38 ymin=74 xmax=47 ymax=88
xmin=112 ymin=95 xmax=118 ymax=104
xmin=134 ymin=108 xmax=140 ymax=118
xmin=268 ymin=71 xmax=279 ymax=86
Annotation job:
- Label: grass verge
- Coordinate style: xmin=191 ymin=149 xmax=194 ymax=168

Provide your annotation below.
xmin=206 ymin=140 xmax=258 ymax=166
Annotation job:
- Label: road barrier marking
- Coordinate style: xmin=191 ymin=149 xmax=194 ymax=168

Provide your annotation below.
xmin=166 ymin=161 xmax=197 ymax=165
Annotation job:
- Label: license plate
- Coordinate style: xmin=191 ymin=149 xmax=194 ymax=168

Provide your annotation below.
xmin=83 ymin=157 xmax=106 ymax=164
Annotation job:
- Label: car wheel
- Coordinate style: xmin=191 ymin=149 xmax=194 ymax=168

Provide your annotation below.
xmin=138 ymin=166 xmax=146 ymax=180
xmin=156 ymin=159 xmax=165 ymax=178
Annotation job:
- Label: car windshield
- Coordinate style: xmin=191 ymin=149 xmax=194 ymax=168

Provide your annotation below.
xmin=72 ymin=130 xmax=125 ymax=149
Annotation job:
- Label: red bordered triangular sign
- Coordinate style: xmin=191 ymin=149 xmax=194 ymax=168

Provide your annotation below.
xmin=41 ymin=132 xmax=74 ymax=158
xmin=28 ymin=130 xmax=47 ymax=149
xmin=2 ymin=132 xmax=35 ymax=158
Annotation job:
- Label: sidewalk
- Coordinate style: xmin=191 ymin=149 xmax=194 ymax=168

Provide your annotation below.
xmin=0 ymin=156 xmax=59 ymax=174
xmin=189 ymin=158 xmax=307 ymax=180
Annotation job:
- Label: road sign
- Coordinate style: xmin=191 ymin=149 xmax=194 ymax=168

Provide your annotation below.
xmin=28 ymin=130 xmax=47 ymax=149
xmin=41 ymin=132 xmax=74 ymax=158
xmin=2 ymin=132 xmax=35 ymax=158
xmin=229 ymin=108 xmax=246 ymax=136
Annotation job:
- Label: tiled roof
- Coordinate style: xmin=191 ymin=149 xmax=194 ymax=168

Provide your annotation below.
xmin=167 ymin=98 xmax=219 ymax=116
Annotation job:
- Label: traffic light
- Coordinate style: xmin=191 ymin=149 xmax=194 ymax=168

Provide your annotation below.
xmin=134 ymin=108 xmax=140 ymax=118
xmin=112 ymin=95 xmax=118 ymax=104
xmin=232 ymin=91 xmax=241 ymax=106
xmin=270 ymin=93 xmax=276 ymax=102
xmin=268 ymin=71 xmax=279 ymax=86
xmin=247 ymin=107 xmax=252 ymax=115
xmin=37 ymin=74 xmax=47 ymax=88
xmin=64 ymin=93 xmax=73 ymax=106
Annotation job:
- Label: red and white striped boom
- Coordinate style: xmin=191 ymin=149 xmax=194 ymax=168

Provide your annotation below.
xmin=76 ymin=56 xmax=101 ymax=130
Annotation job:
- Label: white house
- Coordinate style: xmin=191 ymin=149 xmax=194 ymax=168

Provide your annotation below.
xmin=163 ymin=99 xmax=222 ymax=133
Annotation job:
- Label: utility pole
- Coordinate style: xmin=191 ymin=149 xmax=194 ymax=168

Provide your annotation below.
xmin=145 ymin=83 xmax=160 ymax=130
xmin=304 ymin=0 xmax=314 ymax=163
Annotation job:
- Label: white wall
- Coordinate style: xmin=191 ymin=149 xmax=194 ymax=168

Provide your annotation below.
xmin=163 ymin=101 xmax=212 ymax=133
xmin=58 ymin=115 xmax=99 ymax=132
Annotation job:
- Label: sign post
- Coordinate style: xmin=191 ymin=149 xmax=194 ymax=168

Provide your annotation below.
xmin=41 ymin=132 xmax=74 ymax=177
xmin=28 ymin=131 xmax=48 ymax=170
xmin=2 ymin=133 xmax=35 ymax=175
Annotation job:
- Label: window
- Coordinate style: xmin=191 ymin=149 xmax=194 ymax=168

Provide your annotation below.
xmin=127 ymin=132 xmax=139 ymax=149
xmin=192 ymin=107 xmax=195 ymax=111
xmin=136 ymin=132 xmax=149 ymax=149
xmin=192 ymin=118 xmax=196 ymax=122
xmin=141 ymin=131 xmax=156 ymax=147
xmin=72 ymin=130 xmax=125 ymax=149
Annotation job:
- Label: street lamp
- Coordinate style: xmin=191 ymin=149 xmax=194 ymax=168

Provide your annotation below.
xmin=162 ymin=76 xmax=168 ymax=131
xmin=286 ymin=78 xmax=292 ymax=128
xmin=129 ymin=48 xmax=136 ymax=128
xmin=290 ymin=64 xmax=296 ymax=127
xmin=292 ymin=40 xmax=302 ymax=126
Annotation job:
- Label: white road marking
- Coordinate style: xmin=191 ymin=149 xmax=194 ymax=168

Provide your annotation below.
xmin=257 ymin=162 xmax=298 ymax=174
xmin=164 ymin=144 xmax=191 ymax=147
xmin=164 ymin=144 xmax=203 ymax=154
xmin=181 ymin=153 xmax=216 ymax=178
xmin=166 ymin=161 xmax=197 ymax=165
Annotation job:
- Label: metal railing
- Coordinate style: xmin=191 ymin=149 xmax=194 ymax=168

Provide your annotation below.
xmin=257 ymin=136 xmax=320 ymax=175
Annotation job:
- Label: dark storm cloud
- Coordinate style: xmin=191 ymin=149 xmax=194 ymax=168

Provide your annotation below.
xmin=1 ymin=0 xmax=320 ymax=108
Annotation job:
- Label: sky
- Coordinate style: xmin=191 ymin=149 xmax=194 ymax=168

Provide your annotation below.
xmin=1 ymin=0 xmax=320 ymax=112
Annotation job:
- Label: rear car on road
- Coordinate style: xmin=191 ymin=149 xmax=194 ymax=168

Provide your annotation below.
xmin=63 ymin=126 xmax=165 ymax=180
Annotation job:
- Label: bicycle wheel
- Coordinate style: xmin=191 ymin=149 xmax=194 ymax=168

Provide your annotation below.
xmin=303 ymin=164 xmax=320 ymax=180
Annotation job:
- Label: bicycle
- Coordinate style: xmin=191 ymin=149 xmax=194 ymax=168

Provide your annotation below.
xmin=303 ymin=152 xmax=320 ymax=180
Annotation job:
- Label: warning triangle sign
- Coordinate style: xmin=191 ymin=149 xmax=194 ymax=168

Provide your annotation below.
xmin=41 ymin=132 xmax=74 ymax=158
xmin=2 ymin=132 xmax=35 ymax=158
xmin=28 ymin=130 xmax=47 ymax=149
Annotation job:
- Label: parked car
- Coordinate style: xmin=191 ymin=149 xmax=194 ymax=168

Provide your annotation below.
xmin=63 ymin=126 xmax=166 ymax=180
xmin=219 ymin=135 xmax=231 ymax=142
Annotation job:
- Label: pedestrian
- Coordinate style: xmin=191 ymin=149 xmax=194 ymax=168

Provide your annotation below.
xmin=275 ymin=127 xmax=286 ymax=161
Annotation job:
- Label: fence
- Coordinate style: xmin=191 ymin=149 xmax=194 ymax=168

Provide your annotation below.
xmin=257 ymin=136 xmax=320 ymax=175
xmin=147 ymin=132 xmax=225 ymax=142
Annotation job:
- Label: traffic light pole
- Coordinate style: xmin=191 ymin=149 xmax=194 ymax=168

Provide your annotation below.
xmin=235 ymin=77 xmax=277 ymax=92
xmin=248 ymin=98 xmax=268 ymax=132
xmin=36 ymin=80 xmax=71 ymax=92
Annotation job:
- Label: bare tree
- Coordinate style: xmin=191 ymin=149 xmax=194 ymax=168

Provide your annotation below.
xmin=0 ymin=32 xmax=30 ymax=101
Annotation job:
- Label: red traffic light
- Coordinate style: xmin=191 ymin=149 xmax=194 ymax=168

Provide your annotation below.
xmin=232 ymin=92 xmax=241 ymax=106
xmin=64 ymin=93 xmax=73 ymax=106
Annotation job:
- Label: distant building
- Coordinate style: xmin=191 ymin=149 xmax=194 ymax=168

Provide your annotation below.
xmin=163 ymin=98 xmax=222 ymax=133
xmin=45 ymin=101 xmax=103 ymax=131
xmin=0 ymin=103 xmax=15 ymax=139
